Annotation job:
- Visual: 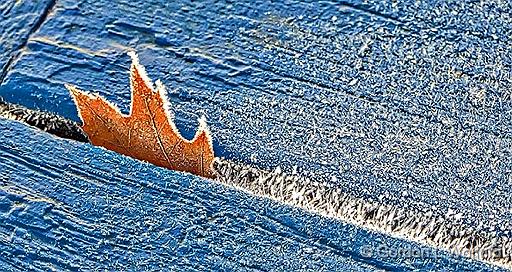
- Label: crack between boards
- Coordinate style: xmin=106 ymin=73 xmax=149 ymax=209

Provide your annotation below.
xmin=0 ymin=0 xmax=58 ymax=84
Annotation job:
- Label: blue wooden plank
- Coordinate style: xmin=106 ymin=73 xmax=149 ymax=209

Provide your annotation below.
xmin=0 ymin=0 xmax=56 ymax=81
xmin=1 ymin=0 xmax=511 ymax=240
xmin=1 ymin=0 xmax=512 ymax=269
xmin=0 ymin=117 xmax=503 ymax=271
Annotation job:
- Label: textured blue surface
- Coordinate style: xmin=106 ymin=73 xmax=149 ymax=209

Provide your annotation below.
xmin=0 ymin=118 xmax=502 ymax=271
xmin=1 ymin=0 xmax=512 ymax=270
xmin=0 ymin=0 xmax=55 ymax=81
xmin=1 ymin=0 xmax=512 ymax=225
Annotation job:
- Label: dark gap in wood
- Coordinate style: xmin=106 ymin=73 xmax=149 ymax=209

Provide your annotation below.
xmin=0 ymin=97 xmax=89 ymax=143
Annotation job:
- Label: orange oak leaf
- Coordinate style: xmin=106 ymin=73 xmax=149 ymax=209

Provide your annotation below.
xmin=66 ymin=52 xmax=215 ymax=178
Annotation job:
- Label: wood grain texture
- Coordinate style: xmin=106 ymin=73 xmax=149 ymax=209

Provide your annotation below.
xmin=1 ymin=0 xmax=511 ymax=237
xmin=1 ymin=0 xmax=512 ymax=270
xmin=0 ymin=0 xmax=56 ymax=81
xmin=0 ymin=118 xmax=502 ymax=271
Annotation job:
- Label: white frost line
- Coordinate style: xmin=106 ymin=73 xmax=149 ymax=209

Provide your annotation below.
xmin=213 ymin=158 xmax=512 ymax=270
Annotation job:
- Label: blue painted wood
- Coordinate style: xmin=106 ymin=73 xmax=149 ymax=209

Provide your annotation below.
xmin=1 ymin=0 xmax=512 ymax=270
xmin=0 ymin=0 xmax=56 ymax=81
xmin=0 ymin=118 xmax=503 ymax=271
xmin=1 ymin=0 xmax=511 ymax=237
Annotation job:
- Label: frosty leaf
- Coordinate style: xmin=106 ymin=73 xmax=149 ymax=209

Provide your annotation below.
xmin=67 ymin=52 xmax=215 ymax=178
